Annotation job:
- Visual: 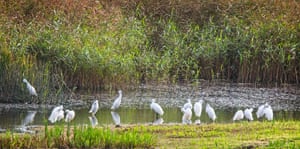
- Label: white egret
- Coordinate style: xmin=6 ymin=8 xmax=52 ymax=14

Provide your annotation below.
xmin=56 ymin=108 xmax=64 ymax=122
xmin=193 ymin=99 xmax=203 ymax=118
xmin=23 ymin=78 xmax=37 ymax=96
xmin=22 ymin=111 xmax=37 ymax=126
xmin=256 ymin=103 xmax=268 ymax=119
xmin=111 ymin=90 xmax=122 ymax=110
xmin=182 ymin=107 xmax=192 ymax=124
xmin=182 ymin=98 xmax=193 ymax=111
xmin=205 ymin=103 xmax=216 ymax=122
xmin=89 ymin=100 xmax=99 ymax=115
xmin=111 ymin=111 xmax=121 ymax=127
xmin=150 ymin=99 xmax=164 ymax=117
xmin=89 ymin=115 xmax=98 ymax=127
xmin=48 ymin=105 xmax=63 ymax=123
xmin=233 ymin=110 xmax=244 ymax=121
xmin=263 ymin=105 xmax=273 ymax=121
xmin=244 ymin=108 xmax=254 ymax=121
xmin=65 ymin=109 xmax=75 ymax=122
xmin=153 ymin=117 xmax=164 ymax=125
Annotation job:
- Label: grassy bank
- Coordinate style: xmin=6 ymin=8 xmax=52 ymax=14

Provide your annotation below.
xmin=0 ymin=121 xmax=299 ymax=148
xmin=0 ymin=0 xmax=300 ymax=103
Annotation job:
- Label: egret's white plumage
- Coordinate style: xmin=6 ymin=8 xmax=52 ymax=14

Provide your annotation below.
xmin=89 ymin=100 xmax=99 ymax=115
xmin=244 ymin=108 xmax=254 ymax=121
xmin=48 ymin=105 xmax=64 ymax=123
xmin=23 ymin=79 xmax=37 ymax=96
xmin=206 ymin=103 xmax=216 ymax=122
xmin=22 ymin=111 xmax=37 ymax=126
xmin=193 ymin=99 xmax=203 ymax=118
xmin=111 ymin=90 xmax=122 ymax=110
xmin=183 ymin=99 xmax=193 ymax=111
xmin=111 ymin=111 xmax=121 ymax=126
xmin=150 ymin=99 xmax=164 ymax=116
xmin=182 ymin=107 xmax=192 ymax=124
xmin=65 ymin=109 xmax=75 ymax=122
xmin=233 ymin=110 xmax=244 ymax=121
xmin=89 ymin=115 xmax=98 ymax=127
xmin=263 ymin=105 xmax=273 ymax=121
xmin=256 ymin=103 xmax=268 ymax=118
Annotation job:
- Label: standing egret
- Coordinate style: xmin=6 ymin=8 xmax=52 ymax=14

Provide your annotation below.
xmin=150 ymin=99 xmax=164 ymax=118
xmin=111 ymin=111 xmax=121 ymax=127
xmin=22 ymin=111 xmax=37 ymax=126
xmin=256 ymin=103 xmax=268 ymax=119
xmin=183 ymin=98 xmax=193 ymax=111
xmin=23 ymin=79 xmax=37 ymax=96
xmin=111 ymin=90 xmax=122 ymax=110
xmin=233 ymin=110 xmax=244 ymax=121
xmin=48 ymin=105 xmax=63 ymax=123
xmin=89 ymin=115 xmax=98 ymax=127
xmin=194 ymin=99 xmax=203 ymax=118
xmin=205 ymin=103 xmax=216 ymax=122
xmin=65 ymin=109 xmax=75 ymax=122
xmin=182 ymin=107 xmax=192 ymax=124
xmin=244 ymin=108 xmax=254 ymax=121
xmin=263 ymin=105 xmax=273 ymax=121
xmin=89 ymin=100 xmax=99 ymax=115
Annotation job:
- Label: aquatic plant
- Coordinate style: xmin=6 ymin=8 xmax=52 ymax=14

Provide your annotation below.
xmin=0 ymin=0 xmax=300 ymax=103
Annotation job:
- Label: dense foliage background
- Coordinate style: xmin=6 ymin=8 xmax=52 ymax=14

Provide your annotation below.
xmin=1 ymin=0 xmax=299 ymax=103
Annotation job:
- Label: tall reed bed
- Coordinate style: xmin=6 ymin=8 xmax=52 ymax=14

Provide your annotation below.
xmin=0 ymin=0 xmax=299 ymax=103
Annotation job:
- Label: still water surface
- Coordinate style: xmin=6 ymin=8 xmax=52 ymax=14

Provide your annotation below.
xmin=0 ymin=107 xmax=299 ymax=130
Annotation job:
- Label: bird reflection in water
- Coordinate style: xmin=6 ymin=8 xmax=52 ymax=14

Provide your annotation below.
xmin=111 ymin=111 xmax=121 ymax=127
xmin=153 ymin=117 xmax=164 ymax=125
xmin=16 ymin=110 xmax=37 ymax=134
xmin=89 ymin=115 xmax=98 ymax=127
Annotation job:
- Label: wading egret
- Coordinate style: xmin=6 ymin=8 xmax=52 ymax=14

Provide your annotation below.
xmin=233 ymin=110 xmax=244 ymax=121
xmin=263 ymin=105 xmax=273 ymax=121
xmin=22 ymin=111 xmax=37 ymax=126
xmin=23 ymin=78 xmax=37 ymax=96
xmin=182 ymin=98 xmax=193 ymax=111
xmin=182 ymin=107 xmax=192 ymax=124
xmin=89 ymin=115 xmax=98 ymax=127
xmin=48 ymin=105 xmax=63 ymax=123
xmin=111 ymin=90 xmax=122 ymax=110
xmin=244 ymin=108 xmax=254 ymax=121
xmin=111 ymin=111 xmax=121 ymax=127
xmin=193 ymin=99 xmax=203 ymax=118
xmin=206 ymin=103 xmax=216 ymax=122
xmin=150 ymin=99 xmax=164 ymax=117
xmin=65 ymin=109 xmax=75 ymax=122
xmin=89 ymin=100 xmax=99 ymax=115
xmin=256 ymin=103 xmax=268 ymax=118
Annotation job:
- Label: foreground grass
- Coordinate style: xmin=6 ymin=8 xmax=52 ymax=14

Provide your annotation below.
xmin=1 ymin=121 xmax=300 ymax=148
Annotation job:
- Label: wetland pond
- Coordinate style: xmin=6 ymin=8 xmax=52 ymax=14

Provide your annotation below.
xmin=0 ymin=83 xmax=299 ymax=131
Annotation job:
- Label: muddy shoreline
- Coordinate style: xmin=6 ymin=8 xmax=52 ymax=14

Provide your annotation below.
xmin=0 ymin=82 xmax=299 ymax=111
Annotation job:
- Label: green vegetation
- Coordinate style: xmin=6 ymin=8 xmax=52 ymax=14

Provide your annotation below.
xmin=0 ymin=125 xmax=155 ymax=148
xmin=0 ymin=0 xmax=300 ymax=103
xmin=1 ymin=121 xmax=299 ymax=148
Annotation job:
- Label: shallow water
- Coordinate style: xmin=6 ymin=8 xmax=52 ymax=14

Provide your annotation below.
xmin=0 ymin=83 xmax=300 ymax=131
xmin=0 ymin=107 xmax=299 ymax=130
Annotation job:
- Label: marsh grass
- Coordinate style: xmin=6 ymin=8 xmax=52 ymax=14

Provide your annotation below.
xmin=0 ymin=121 xmax=299 ymax=148
xmin=1 ymin=0 xmax=300 ymax=103
xmin=0 ymin=124 xmax=155 ymax=149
